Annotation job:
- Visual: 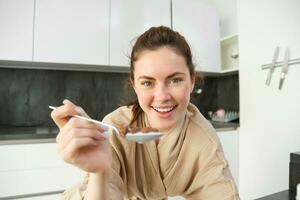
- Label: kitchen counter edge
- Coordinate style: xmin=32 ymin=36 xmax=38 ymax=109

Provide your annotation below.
xmin=0 ymin=124 xmax=239 ymax=145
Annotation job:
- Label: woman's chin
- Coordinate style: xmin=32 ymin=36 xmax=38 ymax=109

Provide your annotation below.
xmin=154 ymin=123 xmax=174 ymax=133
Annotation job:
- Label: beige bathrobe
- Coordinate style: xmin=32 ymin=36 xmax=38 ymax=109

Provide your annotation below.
xmin=62 ymin=103 xmax=239 ymax=200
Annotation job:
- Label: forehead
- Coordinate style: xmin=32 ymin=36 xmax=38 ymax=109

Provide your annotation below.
xmin=133 ymin=47 xmax=189 ymax=78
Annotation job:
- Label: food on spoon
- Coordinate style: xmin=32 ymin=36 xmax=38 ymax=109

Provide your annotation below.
xmin=118 ymin=126 xmax=128 ymax=136
xmin=128 ymin=126 xmax=159 ymax=134
xmin=118 ymin=126 xmax=159 ymax=136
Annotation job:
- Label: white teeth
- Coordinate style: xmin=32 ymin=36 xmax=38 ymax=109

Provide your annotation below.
xmin=153 ymin=106 xmax=175 ymax=112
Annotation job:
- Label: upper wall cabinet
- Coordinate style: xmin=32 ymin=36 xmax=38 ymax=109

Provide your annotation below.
xmin=172 ymin=0 xmax=221 ymax=73
xmin=0 ymin=0 xmax=34 ymax=61
xmin=110 ymin=0 xmax=171 ymax=67
xmin=34 ymin=0 xmax=109 ymax=65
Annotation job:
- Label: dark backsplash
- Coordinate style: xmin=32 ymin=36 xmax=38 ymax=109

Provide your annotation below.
xmin=0 ymin=67 xmax=239 ymax=128
xmin=195 ymin=75 xmax=240 ymax=118
xmin=0 ymin=68 xmax=133 ymax=127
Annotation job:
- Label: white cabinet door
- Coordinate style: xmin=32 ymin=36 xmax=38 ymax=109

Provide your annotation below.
xmin=217 ymin=130 xmax=239 ymax=186
xmin=0 ymin=0 xmax=34 ymax=61
xmin=0 ymin=143 xmax=84 ymax=198
xmin=172 ymin=0 xmax=221 ymax=72
xmin=110 ymin=0 xmax=171 ymax=67
xmin=34 ymin=0 xmax=109 ymax=65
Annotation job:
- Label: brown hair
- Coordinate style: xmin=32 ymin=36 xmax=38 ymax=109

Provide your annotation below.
xmin=128 ymin=26 xmax=198 ymax=126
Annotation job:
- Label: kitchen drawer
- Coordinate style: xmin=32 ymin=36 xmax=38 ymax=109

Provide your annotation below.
xmin=0 ymin=143 xmax=65 ymax=171
xmin=0 ymin=166 xmax=83 ymax=198
xmin=0 ymin=143 xmax=84 ymax=198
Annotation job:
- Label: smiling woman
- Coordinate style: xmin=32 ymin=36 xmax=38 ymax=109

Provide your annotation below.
xmin=51 ymin=26 xmax=240 ymax=200
xmin=132 ymin=47 xmax=195 ymax=132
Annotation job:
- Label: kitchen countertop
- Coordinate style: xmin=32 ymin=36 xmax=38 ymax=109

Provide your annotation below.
xmin=0 ymin=126 xmax=58 ymax=145
xmin=0 ymin=121 xmax=239 ymax=145
xmin=255 ymin=190 xmax=295 ymax=200
xmin=210 ymin=121 xmax=239 ymax=132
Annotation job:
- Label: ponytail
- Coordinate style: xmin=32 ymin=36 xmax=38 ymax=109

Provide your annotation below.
xmin=129 ymin=100 xmax=143 ymax=127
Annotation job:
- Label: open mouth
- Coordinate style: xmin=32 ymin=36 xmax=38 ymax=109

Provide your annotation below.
xmin=151 ymin=105 xmax=176 ymax=113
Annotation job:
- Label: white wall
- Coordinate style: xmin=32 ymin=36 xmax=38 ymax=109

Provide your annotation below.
xmin=238 ymin=0 xmax=300 ymax=199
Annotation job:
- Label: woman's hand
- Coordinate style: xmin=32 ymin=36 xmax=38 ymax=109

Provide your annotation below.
xmin=51 ymin=99 xmax=112 ymax=173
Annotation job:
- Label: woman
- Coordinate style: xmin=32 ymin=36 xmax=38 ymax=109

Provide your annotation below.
xmin=51 ymin=26 xmax=239 ymax=200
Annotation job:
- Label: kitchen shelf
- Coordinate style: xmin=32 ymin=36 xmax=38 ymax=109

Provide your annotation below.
xmin=220 ymin=34 xmax=239 ymax=71
xmin=200 ymin=67 xmax=238 ymax=77
xmin=221 ymin=34 xmax=238 ymax=46
xmin=220 ymin=67 xmax=239 ymax=73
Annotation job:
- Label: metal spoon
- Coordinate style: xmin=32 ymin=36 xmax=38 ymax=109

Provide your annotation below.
xmin=49 ymin=106 xmax=162 ymax=143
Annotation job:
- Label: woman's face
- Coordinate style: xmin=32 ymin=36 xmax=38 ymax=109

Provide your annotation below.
xmin=132 ymin=47 xmax=195 ymax=132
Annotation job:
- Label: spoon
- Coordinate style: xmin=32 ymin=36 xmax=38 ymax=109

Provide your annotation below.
xmin=49 ymin=106 xmax=162 ymax=143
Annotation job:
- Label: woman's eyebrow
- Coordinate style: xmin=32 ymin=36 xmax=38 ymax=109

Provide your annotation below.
xmin=137 ymin=72 xmax=185 ymax=80
xmin=137 ymin=76 xmax=155 ymax=80
xmin=166 ymin=72 xmax=185 ymax=79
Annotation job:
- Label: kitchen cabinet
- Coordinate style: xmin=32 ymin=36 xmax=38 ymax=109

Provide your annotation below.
xmin=217 ymin=130 xmax=239 ymax=186
xmin=195 ymin=0 xmax=238 ymax=73
xmin=0 ymin=143 xmax=83 ymax=198
xmin=0 ymin=0 xmax=34 ymax=61
xmin=34 ymin=0 xmax=109 ymax=65
xmin=172 ymin=0 xmax=221 ymax=72
xmin=110 ymin=0 xmax=171 ymax=67
xmin=0 ymin=0 xmax=228 ymax=73
xmin=220 ymin=34 xmax=239 ymax=72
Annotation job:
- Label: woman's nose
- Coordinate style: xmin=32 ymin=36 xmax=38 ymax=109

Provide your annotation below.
xmin=155 ymin=86 xmax=171 ymax=101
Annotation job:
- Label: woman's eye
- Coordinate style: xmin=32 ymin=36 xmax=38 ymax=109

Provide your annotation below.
xmin=170 ymin=78 xmax=183 ymax=85
xmin=141 ymin=81 xmax=152 ymax=87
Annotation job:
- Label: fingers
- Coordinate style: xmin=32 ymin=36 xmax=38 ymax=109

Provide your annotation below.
xmin=57 ymin=127 xmax=108 ymax=150
xmin=60 ymin=137 xmax=100 ymax=164
xmin=50 ymin=99 xmax=89 ymax=129
xmin=58 ymin=128 xmax=110 ymax=165
xmin=63 ymin=99 xmax=89 ymax=118
xmin=56 ymin=116 xmax=109 ymax=158
xmin=51 ymin=100 xmax=112 ymax=171
xmin=56 ymin=117 xmax=108 ymax=142
xmin=56 ymin=118 xmax=110 ymax=164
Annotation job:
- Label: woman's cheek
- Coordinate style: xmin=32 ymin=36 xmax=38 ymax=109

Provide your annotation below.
xmin=137 ymin=91 xmax=153 ymax=106
xmin=176 ymin=86 xmax=191 ymax=102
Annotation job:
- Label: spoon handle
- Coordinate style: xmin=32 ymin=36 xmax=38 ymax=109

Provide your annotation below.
xmin=48 ymin=106 xmax=120 ymax=135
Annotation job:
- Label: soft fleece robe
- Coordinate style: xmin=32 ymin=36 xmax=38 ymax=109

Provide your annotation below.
xmin=62 ymin=103 xmax=239 ymax=200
